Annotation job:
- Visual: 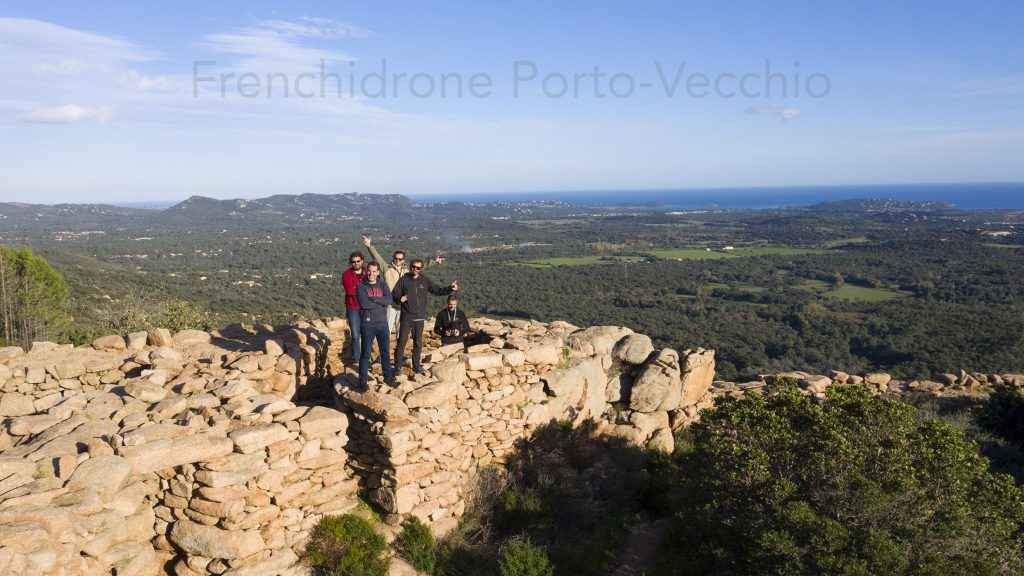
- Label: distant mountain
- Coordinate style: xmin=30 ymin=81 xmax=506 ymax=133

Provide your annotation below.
xmin=806 ymin=198 xmax=954 ymax=213
xmin=0 ymin=202 xmax=149 ymax=230
xmin=159 ymin=192 xmax=421 ymax=224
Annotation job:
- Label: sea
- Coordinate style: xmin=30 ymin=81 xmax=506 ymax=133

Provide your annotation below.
xmin=109 ymin=182 xmax=1024 ymax=211
xmin=407 ymin=182 xmax=1024 ymax=211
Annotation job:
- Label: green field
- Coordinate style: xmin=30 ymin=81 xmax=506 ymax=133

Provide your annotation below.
xmin=983 ymin=243 xmax=1024 ymax=249
xmin=825 ymin=284 xmax=907 ymax=302
xmin=516 ymin=255 xmax=642 ymax=267
xmin=517 ymin=218 xmax=589 ymax=226
xmin=823 ymin=237 xmax=869 ymax=248
xmin=648 ymin=246 xmax=831 ymax=260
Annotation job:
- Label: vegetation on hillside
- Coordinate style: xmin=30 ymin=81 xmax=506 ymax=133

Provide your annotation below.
xmin=0 ymin=245 xmax=69 ymax=348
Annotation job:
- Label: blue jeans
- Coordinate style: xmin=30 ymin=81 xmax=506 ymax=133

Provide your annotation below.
xmin=359 ymin=323 xmax=393 ymax=385
xmin=346 ymin=308 xmax=361 ymax=364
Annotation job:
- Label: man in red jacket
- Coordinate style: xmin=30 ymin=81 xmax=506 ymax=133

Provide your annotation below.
xmin=342 ymin=251 xmax=367 ymax=364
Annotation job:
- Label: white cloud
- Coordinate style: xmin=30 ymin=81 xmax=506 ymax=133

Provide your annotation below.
xmin=198 ymin=17 xmax=365 ymax=73
xmin=949 ymin=76 xmax=1024 ymax=98
xmin=120 ymin=71 xmax=171 ymax=91
xmin=21 ymin=104 xmax=112 ymax=124
xmin=32 ymin=59 xmax=90 ymax=77
xmin=746 ymin=104 xmax=801 ymax=121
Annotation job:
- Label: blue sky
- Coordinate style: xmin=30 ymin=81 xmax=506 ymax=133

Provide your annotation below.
xmin=1 ymin=1 xmax=1022 ymax=203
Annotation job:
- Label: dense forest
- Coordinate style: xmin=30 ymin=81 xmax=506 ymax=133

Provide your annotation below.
xmin=2 ymin=194 xmax=1023 ymax=381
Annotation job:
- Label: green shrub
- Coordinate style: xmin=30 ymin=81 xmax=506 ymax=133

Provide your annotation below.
xmin=499 ymin=539 xmax=554 ymax=576
xmin=979 ymin=384 xmax=1024 ymax=444
xmin=655 ymin=382 xmax=1024 ymax=575
xmin=304 ymin=514 xmax=388 ymax=576
xmin=395 ymin=517 xmax=436 ymax=574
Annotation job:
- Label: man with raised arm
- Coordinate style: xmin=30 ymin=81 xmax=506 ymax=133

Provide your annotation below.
xmin=392 ymin=258 xmax=457 ymax=375
xmin=362 ymin=235 xmax=444 ymax=334
xmin=355 ymin=261 xmax=395 ymax=387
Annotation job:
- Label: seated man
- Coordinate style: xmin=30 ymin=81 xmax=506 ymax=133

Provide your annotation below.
xmin=434 ymin=294 xmax=469 ymax=346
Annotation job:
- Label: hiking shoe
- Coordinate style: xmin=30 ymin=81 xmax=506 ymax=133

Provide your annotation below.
xmin=414 ymin=366 xmax=427 ymax=375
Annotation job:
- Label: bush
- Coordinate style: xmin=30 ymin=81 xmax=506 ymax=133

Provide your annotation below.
xmin=979 ymin=384 xmax=1024 ymax=445
xmin=304 ymin=514 xmax=388 ymax=576
xmin=656 ymin=382 xmax=1024 ymax=575
xmin=499 ymin=539 xmax=554 ymax=576
xmin=395 ymin=517 xmax=436 ymax=574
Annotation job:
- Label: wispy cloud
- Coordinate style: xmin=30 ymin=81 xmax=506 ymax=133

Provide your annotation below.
xmin=198 ymin=17 xmax=367 ymax=73
xmin=949 ymin=76 xmax=1024 ymax=98
xmin=20 ymin=104 xmax=112 ymax=124
xmin=746 ymin=104 xmax=801 ymax=121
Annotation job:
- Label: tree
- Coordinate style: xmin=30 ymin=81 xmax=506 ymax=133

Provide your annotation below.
xmin=660 ymin=381 xmax=1024 ymax=575
xmin=0 ymin=245 xmax=69 ymax=347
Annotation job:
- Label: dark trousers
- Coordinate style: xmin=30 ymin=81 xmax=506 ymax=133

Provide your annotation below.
xmin=345 ymin=308 xmax=361 ymax=364
xmin=394 ymin=316 xmax=425 ymax=370
xmin=359 ymin=323 xmax=393 ymax=385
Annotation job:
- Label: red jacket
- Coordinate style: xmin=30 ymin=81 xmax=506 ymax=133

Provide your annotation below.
xmin=342 ymin=268 xmax=366 ymax=310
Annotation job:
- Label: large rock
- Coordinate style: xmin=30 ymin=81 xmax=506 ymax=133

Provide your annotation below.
xmin=92 ymin=335 xmax=127 ymax=351
xmin=342 ymin=389 xmax=410 ymax=421
xmin=522 ymin=344 xmax=560 ymax=366
xmin=0 ymin=393 xmax=36 ymax=417
xmin=680 ymin=349 xmax=715 ymax=406
xmin=298 ymin=406 xmax=349 ymax=439
xmin=405 ymin=380 xmax=459 ymax=409
xmin=566 ymin=325 xmax=633 ymax=355
xmin=630 ymin=348 xmax=681 ymax=413
xmin=228 ymin=424 xmax=290 ymax=454
xmin=169 ymin=520 xmax=265 ymax=559
xmin=613 ymin=334 xmax=654 ymax=365
xmin=67 ymin=455 xmax=132 ymax=498
xmin=173 ymin=329 xmax=211 ymax=346
xmin=118 ymin=434 xmax=234 ymax=474
xmin=429 ymin=361 xmax=466 ymax=387
xmin=147 ymin=329 xmax=173 ymax=347
xmin=124 ymin=381 xmax=169 ymax=403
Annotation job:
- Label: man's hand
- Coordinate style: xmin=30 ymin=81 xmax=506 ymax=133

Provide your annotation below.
xmin=434 ymin=252 xmax=446 ymax=265
xmin=362 ymin=235 xmax=372 ymax=247
xmin=400 ymin=295 xmax=408 ymax=302
xmin=450 ymin=280 xmax=458 ymax=291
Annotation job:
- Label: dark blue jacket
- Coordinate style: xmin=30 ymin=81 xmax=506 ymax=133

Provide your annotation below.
xmin=356 ymin=276 xmax=392 ymax=325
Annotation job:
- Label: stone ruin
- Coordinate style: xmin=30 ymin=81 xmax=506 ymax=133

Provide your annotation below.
xmin=1 ymin=315 xmax=1015 ymax=575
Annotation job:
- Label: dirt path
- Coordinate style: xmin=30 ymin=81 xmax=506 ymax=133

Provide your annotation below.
xmin=609 ymin=517 xmax=672 ymax=576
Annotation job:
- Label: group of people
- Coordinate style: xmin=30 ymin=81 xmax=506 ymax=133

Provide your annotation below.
xmin=343 ymin=236 xmax=469 ymax=387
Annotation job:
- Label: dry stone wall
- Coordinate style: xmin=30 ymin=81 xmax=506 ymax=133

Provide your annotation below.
xmin=2 ymin=314 xmax=1015 ymax=574
xmin=0 ymin=320 xmax=356 ymax=576
xmin=335 ymin=318 xmax=717 ymax=535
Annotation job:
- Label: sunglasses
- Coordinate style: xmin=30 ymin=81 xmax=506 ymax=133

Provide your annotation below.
xmin=350 ymin=259 xmax=362 ymax=264
xmin=394 ymin=257 xmax=405 ymax=261
xmin=412 ymin=265 xmax=423 ymax=270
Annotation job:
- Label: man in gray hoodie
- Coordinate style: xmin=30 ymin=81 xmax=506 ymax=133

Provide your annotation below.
xmin=355 ymin=261 xmax=395 ymax=387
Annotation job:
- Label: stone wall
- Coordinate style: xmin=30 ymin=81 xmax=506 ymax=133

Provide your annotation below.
xmin=335 ymin=318 xmax=717 ymax=534
xmin=3 ymin=314 xmax=1016 ymax=574
xmin=0 ymin=321 xmax=357 ymax=576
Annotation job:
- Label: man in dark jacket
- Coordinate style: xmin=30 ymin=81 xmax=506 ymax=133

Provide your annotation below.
xmin=356 ymin=262 xmax=395 ymax=387
xmin=434 ymin=294 xmax=469 ymax=347
xmin=393 ymin=258 xmax=457 ymax=374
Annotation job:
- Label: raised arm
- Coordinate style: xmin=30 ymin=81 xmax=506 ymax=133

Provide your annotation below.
xmin=363 ymin=235 xmax=386 ymax=267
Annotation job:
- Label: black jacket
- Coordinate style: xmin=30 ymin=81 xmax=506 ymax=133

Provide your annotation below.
xmin=434 ymin=307 xmax=469 ymax=345
xmin=393 ymin=273 xmax=453 ymax=320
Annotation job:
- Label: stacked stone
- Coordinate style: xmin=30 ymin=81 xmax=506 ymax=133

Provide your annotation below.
xmin=336 ymin=319 xmax=716 ymax=535
xmin=0 ymin=322 xmax=358 ymax=576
